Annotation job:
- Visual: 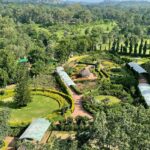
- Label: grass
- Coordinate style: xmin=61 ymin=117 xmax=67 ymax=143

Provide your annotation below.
xmin=48 ymin=131 xmax=76 ymax=141
xmin=95 ymin=95 xmax=121 ymax=106
xmin=0 ymin=95 xmax=60 ymax=124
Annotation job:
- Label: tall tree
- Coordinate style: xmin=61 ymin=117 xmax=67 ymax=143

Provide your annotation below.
xmin=134 ymin=43 xmax=138 ymax=56
xmin=129 ymin=38 xmax=133 ymax=54
xmin=14 ymin=65 xmax=31 ymax=107
xmin=0 ymin=109 xmax=9 ymax=148
xmin=139 ymin=39 xmax=144 ymax=56
xmin=143 ymin=41 xmax=148 ymax=56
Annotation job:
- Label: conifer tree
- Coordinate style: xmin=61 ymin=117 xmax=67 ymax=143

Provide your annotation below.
xmin=129 ymin=39 xmax=133 ymax=54
xmin=14 ymin=65 xmax=31 ymax=108
xmin=139 ymin=39 xmax=143 ymax=56
xmin=134 ymin=43 xmax=138 ymax=56
xmin=143 ymin=41 xmax=147 ymax=56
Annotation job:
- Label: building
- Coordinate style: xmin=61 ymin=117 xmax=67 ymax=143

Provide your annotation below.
xmin=19 ymin=118 xmax=51 ymax=143
xmin=127 ymin=62 xmax=150 ymax=107
xmin=79 ymin=68 xmax=91 ymax=78
xmin=56 ymin=67 xmax=76 ymax=87
xmin=127 ymin=62 xmax=148 ymax=75
xmin=138 ymin=83 xmax=150 ymax=107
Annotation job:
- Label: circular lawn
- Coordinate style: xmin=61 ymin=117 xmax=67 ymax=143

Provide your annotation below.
xmin=0 ymin=94 xmax=68 ymax=126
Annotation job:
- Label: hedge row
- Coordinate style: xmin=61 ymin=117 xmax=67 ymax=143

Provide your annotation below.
xmin=3 ymin=88 xmax=74 ymax=127
xmin=0 ymin=89 xmax=14 ymax=99
xmin=101 ymin=69 xmax=109 ymax=78
xmin=32 ymin=88 xmax=75 ymax=112
xmin=32 ymin=91 xmax=66 ymax=108
xmin=70 ymin=85 xmax=82 ymax=95
xmin=55 ymin=74 xmax=72 ymax=96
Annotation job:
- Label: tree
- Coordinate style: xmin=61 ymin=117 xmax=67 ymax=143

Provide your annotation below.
xmin=134 ymin=43 xmax=138 ymax=56
xmin=139 ymin=39 xmax=144 ymax=56
xmin=129 ymin=38 xmax=133 ymax=54
xmin=0 ymin=109 xmax=9 ymax=148
xmin=0 ymin=69 xmax=8 ymax=88
xmin=111 ymin=40 xmax=117 ymax=52
xmin=14 ymin=65 xmax=31 ymax=107
xmin=143 ymin=41 xmax=147 ymax=56
xmin=116 ymin=38 xmax=120 ymax=52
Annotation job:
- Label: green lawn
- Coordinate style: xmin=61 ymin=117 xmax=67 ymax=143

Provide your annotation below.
xmin=95 ymin=95 xmax=121 ymax=105
xmin=0 ymin=95 xmax=60 ymax=124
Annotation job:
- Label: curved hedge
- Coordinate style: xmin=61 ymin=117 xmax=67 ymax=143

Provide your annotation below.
xmin=32 ymin=88 xmax=74 ymax=112
xmin=0 ymin=88 xmax=74 ymax=112
xmin=1 ymin=88 xmax=74 ymax=127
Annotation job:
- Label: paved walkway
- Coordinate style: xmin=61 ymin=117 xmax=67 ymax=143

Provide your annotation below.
xmin=71 ymin=91 xmax=93 ymax=119
xmin=4 ymin=136 xmax=15 ymax=150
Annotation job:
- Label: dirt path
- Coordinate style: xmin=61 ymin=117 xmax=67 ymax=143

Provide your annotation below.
xmin=71 ymin=91 xmax=93 ymax=119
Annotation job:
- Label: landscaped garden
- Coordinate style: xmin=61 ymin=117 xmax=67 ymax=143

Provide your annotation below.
xmin=0 ymin=89 xmax=73 ymax=126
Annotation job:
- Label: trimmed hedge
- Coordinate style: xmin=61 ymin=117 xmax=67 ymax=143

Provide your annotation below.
xmin=32 ymin=88 xmax=75 ymax=112
xmin=70 ymin=85 xmax=82 ymax=95
xmin=2 ymin=88 xmax=74 ymax=127
xmin=55 ymin=74 xmax=72 ymax=96
xmin=0 ymin=89 xmax=14 ymax=99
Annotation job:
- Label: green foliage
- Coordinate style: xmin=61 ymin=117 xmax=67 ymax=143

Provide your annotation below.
xmin=14 ymin=65 xmax=31 ymax=107
xmin=78 ymin=104 xmax=150 ymax=149
xmin=70 ymin=85 xmax=82 ymax=95
xmin=0 ymin=108 xmax=9 ymax=148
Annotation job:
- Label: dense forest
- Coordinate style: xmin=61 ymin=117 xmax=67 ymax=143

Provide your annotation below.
xmin=0 ymin=2 xmax=150 ymax=86
xmin=0 ymin=1 xmax=150 ymax=150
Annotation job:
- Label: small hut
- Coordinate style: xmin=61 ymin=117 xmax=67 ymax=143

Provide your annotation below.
xmin=79 ymin=68 xmax=91 ymax=78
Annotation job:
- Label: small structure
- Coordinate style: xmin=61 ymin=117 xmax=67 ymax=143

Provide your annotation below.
xmin=138 ymin=83 xmax=150 ymax=107
xmin=79 ymin=68 xmax=91 ymax=78
xmin=56 ymin=67 xmax=76 ymax=87
xmin=19 ymin=118 xmax=51 ymax=142
xmin=18 ymin=58 xmax=28 ymax=63
xmin=127 ymin=62 xmax=148 ymax=75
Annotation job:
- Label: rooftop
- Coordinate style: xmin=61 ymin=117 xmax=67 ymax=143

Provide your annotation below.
xmin=18 ymin=58 xmax=28 ymax=63
xmin=19 ymin=118 xmax=51 ymax=142
xmin=128 ymin=62 xmax=147 ymax=74
xmin=56 ymin=66 xmax=76 ymax=86
xmin=138 ymin=83 xmax=150 ymax=106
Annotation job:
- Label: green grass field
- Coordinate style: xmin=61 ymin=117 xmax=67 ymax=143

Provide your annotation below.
xmin=95 ymin=95 xmax=121 ymax=105
xmin=0 ymin=95 xmax=60 ymax=124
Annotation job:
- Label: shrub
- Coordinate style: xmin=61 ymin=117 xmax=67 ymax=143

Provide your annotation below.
xmin=0 ymin=90 xmax=5 ymax=95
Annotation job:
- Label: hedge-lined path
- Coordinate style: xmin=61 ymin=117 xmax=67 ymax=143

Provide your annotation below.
xmin=71 ymin=91 xmax=93 ymax=119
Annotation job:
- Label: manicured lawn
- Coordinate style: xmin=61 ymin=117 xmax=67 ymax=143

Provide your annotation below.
xmin=95 ymin=95 xmax=121 ymax=105
xmin=0 ymin=95 xmax=60 ymax=123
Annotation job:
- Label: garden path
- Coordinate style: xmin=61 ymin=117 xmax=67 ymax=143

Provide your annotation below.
xmin=71 ymin=91 xmax=93 ymax=119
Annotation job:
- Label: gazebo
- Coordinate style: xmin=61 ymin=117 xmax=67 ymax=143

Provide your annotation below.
xmin=79 ymin=68 xmax=91 ymax=78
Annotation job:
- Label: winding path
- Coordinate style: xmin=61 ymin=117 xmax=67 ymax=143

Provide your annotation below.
xmin=71 ymin=91 xmax=93 ymax=119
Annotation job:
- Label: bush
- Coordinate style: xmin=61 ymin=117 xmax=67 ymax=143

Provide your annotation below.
xmin=9 ymin=126 xmax=27 ymax=137
xmin=0 ymin=89 xmax=14 ymax=99
xmin=0 ymin=90 xmax=5 ymax=95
